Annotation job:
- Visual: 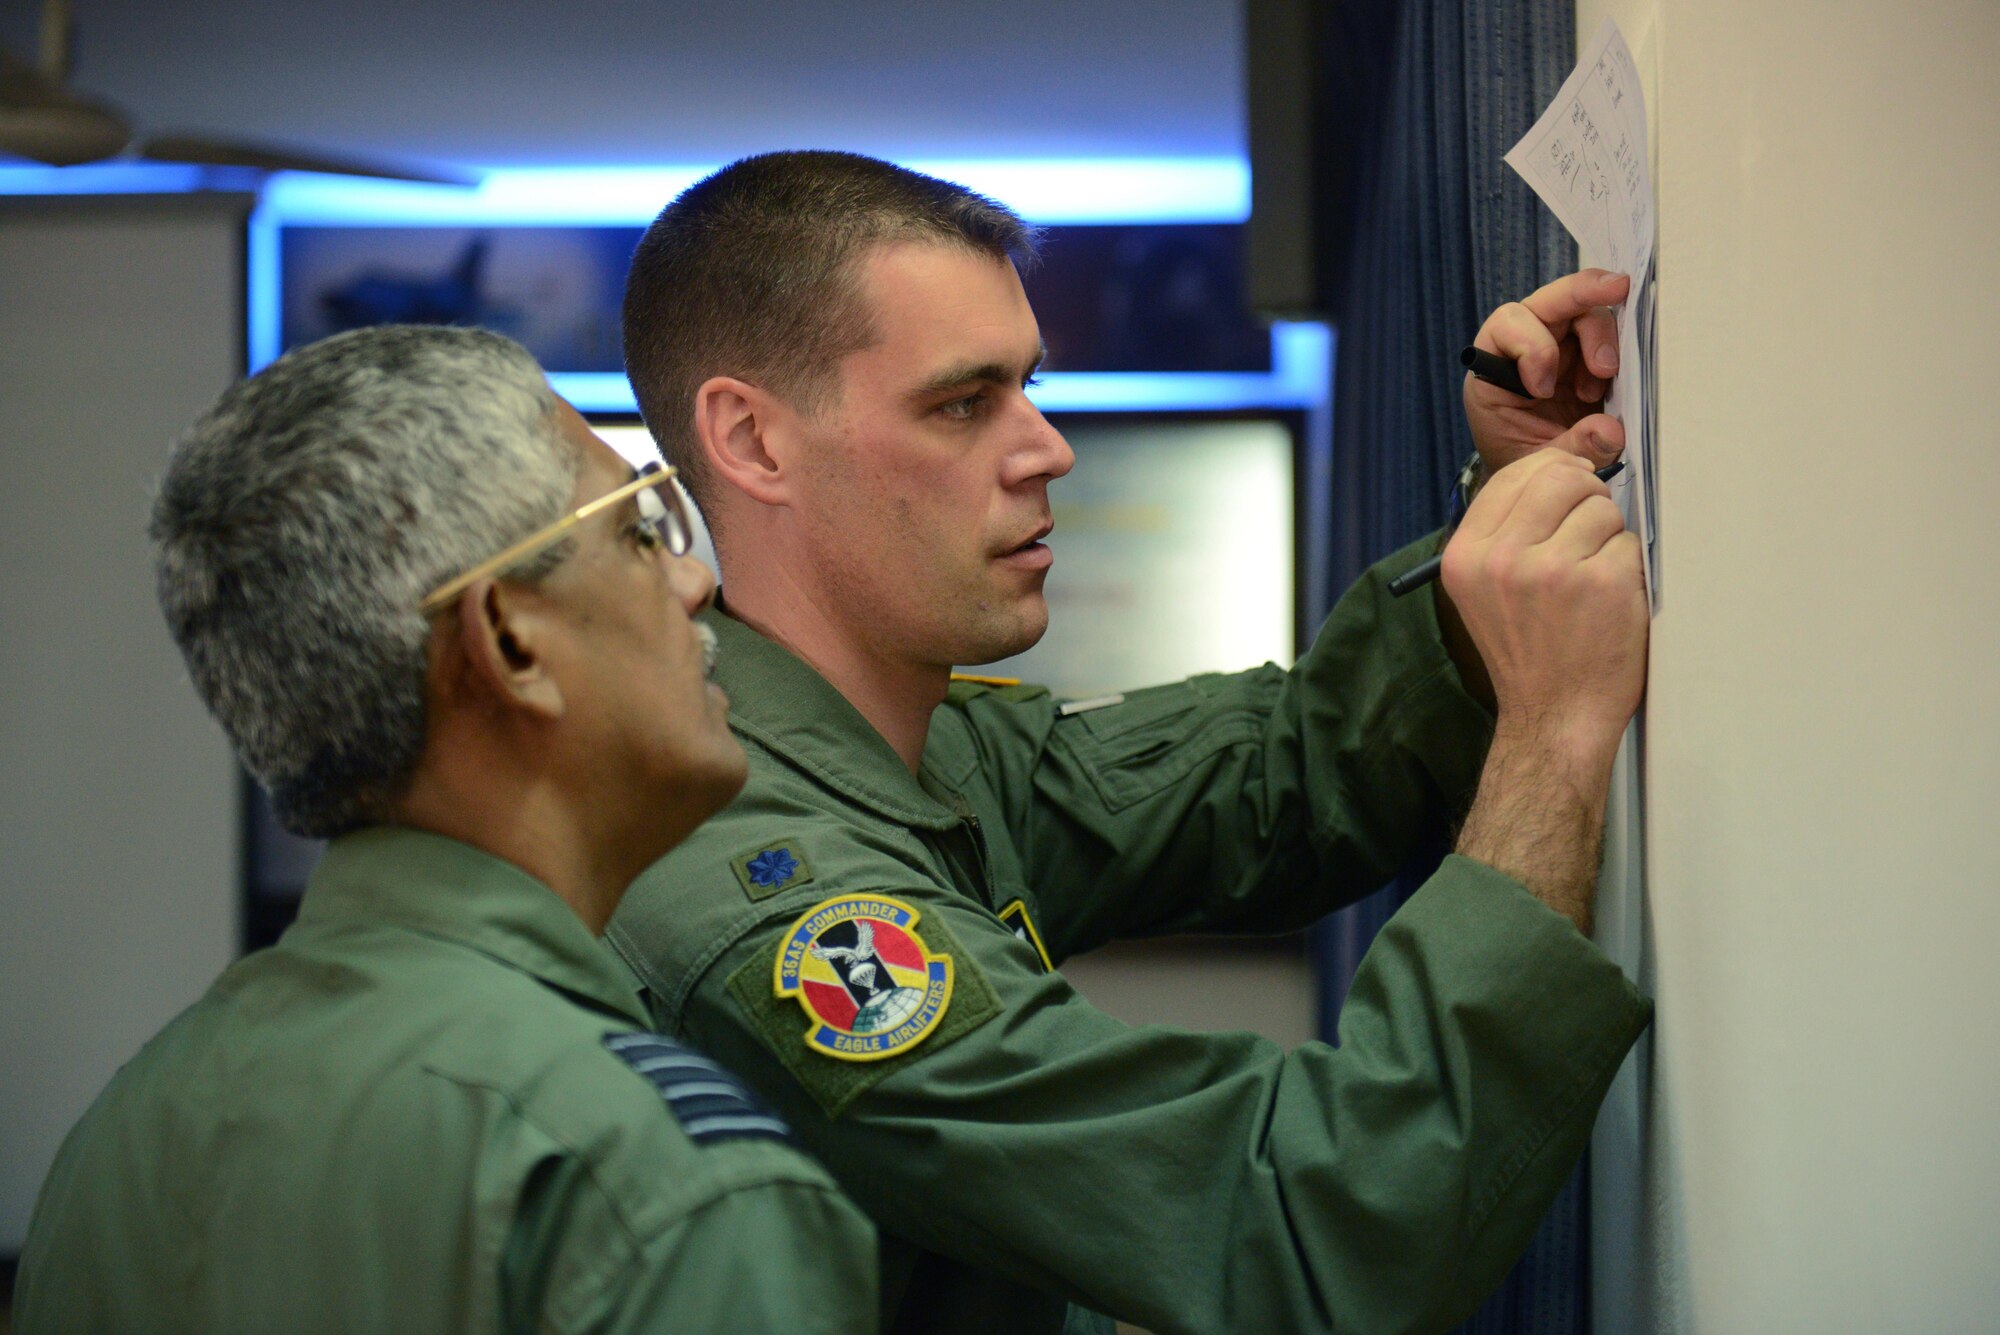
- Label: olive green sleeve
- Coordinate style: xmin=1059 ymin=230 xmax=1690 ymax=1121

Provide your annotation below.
xmin=504 ymin=1151 xmax=879 ymax=1335
xmin=944 ymin=532 xmax=1494 ymax=961
xmin=590 ymin=1183 xmax=878 ymax=1334
xmin=693 ymin=856 xmax=1649 ymax=1335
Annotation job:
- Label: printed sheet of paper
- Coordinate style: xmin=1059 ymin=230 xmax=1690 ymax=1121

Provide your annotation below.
xmin=1504 ymin=18 xmax=1659 ymax=609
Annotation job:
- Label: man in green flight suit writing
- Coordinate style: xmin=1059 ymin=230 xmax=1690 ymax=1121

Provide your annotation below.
xmin=610 ymin=150 xmax=1651 ymax=1333
xmin=14 ymin=326 xmax=877 ymax=1332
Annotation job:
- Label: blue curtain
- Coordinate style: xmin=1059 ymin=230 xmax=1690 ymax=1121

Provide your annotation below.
xmin=1310 ymin=0 xmax=1587 ymax=1331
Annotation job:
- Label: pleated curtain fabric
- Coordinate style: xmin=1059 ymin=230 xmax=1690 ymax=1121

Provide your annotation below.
xmin=1312 ymin=1 xmax=1588 ymax=1332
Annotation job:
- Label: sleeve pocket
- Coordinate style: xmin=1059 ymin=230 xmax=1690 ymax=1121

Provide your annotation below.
xmin=1061 ymin=675 xmax=1267 ymax=812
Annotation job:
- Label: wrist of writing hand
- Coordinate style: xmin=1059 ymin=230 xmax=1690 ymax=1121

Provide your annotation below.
xmin=1487 ymin=711 xmax=1622 ymax=786
xmin=1458 ymin=724 xmax=1616 ymax=932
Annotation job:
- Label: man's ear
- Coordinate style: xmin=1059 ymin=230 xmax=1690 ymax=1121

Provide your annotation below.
xmin=693 ymin=374 xmax=798 ymax=508
xmin=450 ymin=579 xmax=566 ymax=720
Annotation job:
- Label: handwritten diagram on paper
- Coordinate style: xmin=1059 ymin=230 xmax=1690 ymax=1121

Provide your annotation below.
xmin=1505 ymin=19 xmax=1660 ymax=609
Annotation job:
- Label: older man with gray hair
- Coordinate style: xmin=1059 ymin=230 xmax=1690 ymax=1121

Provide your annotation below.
xmin=13 ymin=325 xmax=876 ymax=1333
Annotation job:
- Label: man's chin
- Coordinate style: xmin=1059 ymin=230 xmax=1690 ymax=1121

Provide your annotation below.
xmin=706 ymin=735 xmax=750 ymax=802
xmin=650 ymin=745 xmax=748 ymax=850
xmin=956 ymin=600 xmax=1051 ymax=667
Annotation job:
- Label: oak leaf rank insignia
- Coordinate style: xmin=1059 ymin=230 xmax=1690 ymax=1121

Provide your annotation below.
xmin=730 ymin=840 xmax=814 ymax=901
xmin=774 ymin=895 xmax=953 ymax=1062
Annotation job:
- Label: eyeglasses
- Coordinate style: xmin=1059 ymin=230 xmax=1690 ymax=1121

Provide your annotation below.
xmin=419 ymin=461 xmax=693 ymax=614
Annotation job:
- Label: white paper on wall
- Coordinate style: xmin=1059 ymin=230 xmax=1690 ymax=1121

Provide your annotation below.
xmin=1504 ymin=17 xmax=1660 ymax=611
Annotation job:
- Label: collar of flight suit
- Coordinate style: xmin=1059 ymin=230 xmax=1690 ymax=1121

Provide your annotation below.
xmin=705 ymin=604 xmax=968 ymax=833
xmin=297 ymin=826 xmax=653 ymax=1028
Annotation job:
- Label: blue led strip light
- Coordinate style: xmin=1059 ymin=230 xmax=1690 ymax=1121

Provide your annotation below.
xmin=552 ymin=322 xmax=1329 ymax=416
xmin=248 ymin=158 xmax=1249 ymax=227
xmin=245 ymin=200 xmax=283 ymax=377
xmin=0 ymin=159 xmax=1248 ymax=225
xmin=0 ymin=163 xmax=221 ymax=194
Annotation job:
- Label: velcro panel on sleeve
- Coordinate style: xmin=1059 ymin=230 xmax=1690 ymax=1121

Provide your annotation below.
xmin=726 ymin=899 xmax=1001 ymax=1119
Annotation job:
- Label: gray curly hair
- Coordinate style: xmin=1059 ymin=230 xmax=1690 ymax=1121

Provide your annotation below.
xmin=152 ymin=324 xmax=580 ymax=837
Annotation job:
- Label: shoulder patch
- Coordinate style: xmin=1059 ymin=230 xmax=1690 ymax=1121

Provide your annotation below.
xmin=601 ymin=1032 xmax=792 ymax=1146
xmin=729 ymin=840 xmax=815 ymax=901
xmin=772 ymin=895 xmax=954 ymax=1062
xmin=997 ymin=899 xmax=1054 ymax=973
xmin=728 ymin=895 xmax=1000 ymax=1117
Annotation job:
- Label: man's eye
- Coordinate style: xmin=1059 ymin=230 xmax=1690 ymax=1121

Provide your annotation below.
xmin=939 ymin=392 xmax=985 ymax=421
xmin=630 ymin=522 xmax=665 ymax=552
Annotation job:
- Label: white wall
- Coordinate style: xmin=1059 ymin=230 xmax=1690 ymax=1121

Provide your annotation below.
xmin=0 ymin=197 xmax=244 ymax=1251
xmin=1581 ymin=2 xmax=2000 ymax=1328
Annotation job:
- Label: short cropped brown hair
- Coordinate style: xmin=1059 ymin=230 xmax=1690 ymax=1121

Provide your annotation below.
xmin=621 ymin=150 xmax=1036 ymax=522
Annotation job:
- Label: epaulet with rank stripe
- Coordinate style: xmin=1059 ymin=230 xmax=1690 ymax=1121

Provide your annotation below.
xmin=601 ymin=1032 xmax=792 ymax=1146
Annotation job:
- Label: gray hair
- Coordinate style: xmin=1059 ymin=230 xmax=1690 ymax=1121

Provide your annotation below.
xmin=152 ymin=324 xmax=580 ymax=837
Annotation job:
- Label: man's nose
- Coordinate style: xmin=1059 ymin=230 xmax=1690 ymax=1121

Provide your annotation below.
xmin=1016 ymin=402 xmax=1075 ymax=483
xmin=668 ymin=552 xmax=716 ymax=616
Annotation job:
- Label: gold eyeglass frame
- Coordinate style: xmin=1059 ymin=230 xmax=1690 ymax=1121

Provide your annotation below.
xmin=419 ymin=463 xmax=688 ymax=614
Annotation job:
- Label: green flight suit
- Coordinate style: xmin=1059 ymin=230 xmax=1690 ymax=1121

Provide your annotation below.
xmin=607 ymin=536 xmax=1652 ymax=1335
xmin=15 ymin=828 xmax=876 ymax=1334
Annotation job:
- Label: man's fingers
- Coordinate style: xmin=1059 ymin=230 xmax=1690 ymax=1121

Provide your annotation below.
xmin=1574 ymin=363 xmax=1607 ymax=404
xmin=1474 ymin=271 xmax=1628 ymax=401
xmin=1472 ymin=301 xmax=1564 ymax=398
xmin=1455 ymin=448 xmax=1596 ymax=543
xmin=1452 ymin=447 xmax=1573 ymax=539
xmin=1593 ymin=529 xmax=1648 ymax=591
xmin=1545 ymin=413 xmax=1626 ymax=467
xmin=1545 ymin=492 xmax=1628 ymax=562
xmin=1519 ymin=269 xmax=1631 ymax=330
xmin=1573 ymin=304 xmax=1620 ymax=379
xmin=1501 ymin=457 xmax=1611 ymax=546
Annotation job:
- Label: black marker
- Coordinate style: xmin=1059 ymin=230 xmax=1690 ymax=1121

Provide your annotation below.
xmin=1387 ymin=460 xmax=1626 ymax=598
xmin=1461 ymin=345 xmax=1533 ymax=398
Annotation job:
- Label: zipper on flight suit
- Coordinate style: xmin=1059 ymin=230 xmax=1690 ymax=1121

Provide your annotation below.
xmin=929 ymin=793 xmax=997 ymax=911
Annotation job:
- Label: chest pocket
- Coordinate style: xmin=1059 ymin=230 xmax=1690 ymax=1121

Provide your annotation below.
xmin=1062 ymin=676 xmax=1266 ymax=812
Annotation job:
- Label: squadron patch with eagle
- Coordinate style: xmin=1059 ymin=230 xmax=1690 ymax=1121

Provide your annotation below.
xmin=728 ymin=892 xmax=1001 ymax=1117
xmin=774 ymin=896 xmax=953 ymax=1061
